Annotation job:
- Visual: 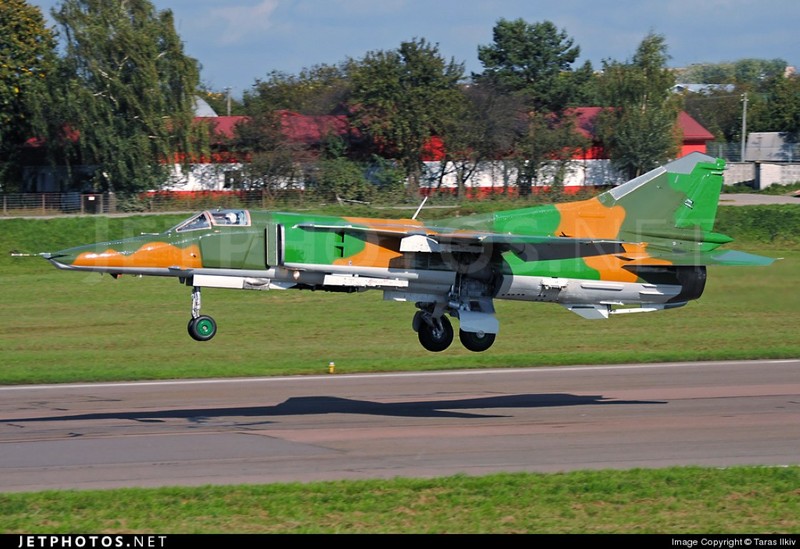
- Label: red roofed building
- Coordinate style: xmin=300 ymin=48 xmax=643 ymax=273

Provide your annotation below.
xmin=417 ymin=107 xmax=714 ymax=163
xmin=166 ymin=107 xmax=714 ymax=193
xmin=417 ymin=107 xmax=715 ymax=194
xmin=164 ymin=110 xmax=358 ymax=191
xmin=676 ymin=111 xmax=716 ymax=155
xmin=561 ymin=107 xmax=713 ymax=160
xmin=23 ymin=96 xmax=715 ymax=194
xmin=199 ymin=115 xmax=248 ymax=141
xmin=196 ymin=111 xmax=352 ymax=149
xmin=278 ymin=110 xmax=351 ymax=145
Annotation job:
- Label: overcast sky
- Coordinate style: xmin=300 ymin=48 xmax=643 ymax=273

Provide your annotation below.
xmin=28 ymin=0 xmax=800 ymax=98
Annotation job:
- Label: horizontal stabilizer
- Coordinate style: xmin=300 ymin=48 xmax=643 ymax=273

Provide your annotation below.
xmin=621 ymin=249 xmax=776 ymax=267
xmin=694 ymin=250 xmax=776 ymax=266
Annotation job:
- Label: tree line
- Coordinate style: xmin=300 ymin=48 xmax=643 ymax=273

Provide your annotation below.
xmin=2 ymin=0 xmax=798 ymax=201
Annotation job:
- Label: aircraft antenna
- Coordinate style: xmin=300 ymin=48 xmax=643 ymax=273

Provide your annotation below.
xmin=411 ymin=196 xmax=428 ymax=220
xmin=9 ymin=251 xmax=47 ymax=258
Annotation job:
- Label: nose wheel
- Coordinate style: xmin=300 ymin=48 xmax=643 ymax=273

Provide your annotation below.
xmin=188 ymin=286 xmax=217 ymax=341
xmin=188 ymin=315 xmax=217 ymax=341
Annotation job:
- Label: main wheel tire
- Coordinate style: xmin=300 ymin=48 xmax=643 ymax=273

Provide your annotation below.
xmin=459 ymin=329 xmax=496 ymax=352
xmin=188 ymin=315 xmax=217 ymax=341
xmin=417 ymin=315 xmax=453 ymax=352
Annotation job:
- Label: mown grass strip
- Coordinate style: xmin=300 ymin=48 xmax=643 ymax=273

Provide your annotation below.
xmin=1 ymin=467 xmax=798 ymax=533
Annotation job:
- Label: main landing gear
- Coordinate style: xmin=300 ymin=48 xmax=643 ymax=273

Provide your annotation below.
xmin=458 ymin=329 xmax=496 ymax=353
xmin=416 ymin=313 xmax=454 ymax=352
xmin=187 ymin=286 xmax=217 ymax=341
xmin=413 ymin=308 xmax=496 ymax=353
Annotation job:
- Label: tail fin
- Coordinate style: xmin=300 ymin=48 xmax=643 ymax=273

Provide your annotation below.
xmin=600 ymin=152 xmax=725 ymax=241
xmin=604 ymin=153 xmax=774 ymax=266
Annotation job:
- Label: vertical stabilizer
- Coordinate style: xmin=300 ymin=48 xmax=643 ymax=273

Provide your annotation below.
xmin=600 ymin=152 xmax=726 ymax=239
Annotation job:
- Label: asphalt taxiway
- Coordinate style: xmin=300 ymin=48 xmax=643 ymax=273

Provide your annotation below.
xmin=0 ymin=359 xmax=798 ymax=492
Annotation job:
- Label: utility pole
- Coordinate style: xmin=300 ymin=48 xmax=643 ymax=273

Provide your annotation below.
xmin=224 ymin=87 xmax=232 ymax=116
xmin=740 ymin=92 xmax=748 ymax=161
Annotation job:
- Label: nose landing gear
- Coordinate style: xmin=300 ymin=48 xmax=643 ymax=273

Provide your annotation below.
xmin=188 ymin=315 xmax=217 ymax=341
xmin=187 ymin=286 xmax=217 ymax=341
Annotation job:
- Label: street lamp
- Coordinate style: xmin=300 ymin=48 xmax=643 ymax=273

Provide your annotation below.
xmin=740 ymin=92 xmax=748 ymax=161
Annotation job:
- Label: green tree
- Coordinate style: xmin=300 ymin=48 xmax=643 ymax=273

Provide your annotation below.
xmin=349 ymin=37 xmax=465 ymax=197
xmin=245 ymin=63 xmax=354 ymax=115
xmin=228 ymin=110 xmax=305 ymax=198
xmin=594 ymin=32 xmax=681 ymax=178
xmin=472 ymin=18 xmax=593 ymax=197
xmin=682 ymin=87 xmax=746 ymax=144
xmin=0 ymin=0 xmax=57 ymax=191
xmin=50 ymin=0 xmax=202 ymax=193
xmin=676 ymin=59 xmax=787 ymax=88
xmin=429 ymin=84 xmax=522 ymax=197
xmin=733 ymin=58 xmax=787 ymax=88
xmin=675 ymin=63 xmax=734 ymax=85
xmin=475 ymin=18 xmax=593 ymax=113
xmin=309 ymin=157 xmax=374 ymax=204
xmin=751 ymin=74 xmax=800 ymax=140
xmin=675 ymin=58 xmax=792 ymax=154
xmin=512 ymin=110 xmax=589 ymax=197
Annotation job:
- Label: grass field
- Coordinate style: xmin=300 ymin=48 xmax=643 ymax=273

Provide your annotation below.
xmin=1 ymin=255 xmax=799 ymax=384
xmin=1 ymin=467 xmax=799 ymax=534
xmin=1 ymin=221 xmax=798 ymax=384
xmin=1 ymin=211 xmax=799 ymax=384
xmin=1 ymin=210 xmax=798 ymax=533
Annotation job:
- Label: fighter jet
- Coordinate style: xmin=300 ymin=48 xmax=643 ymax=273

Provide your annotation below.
xmin=42 ymin=153 xmax=774 ymax=352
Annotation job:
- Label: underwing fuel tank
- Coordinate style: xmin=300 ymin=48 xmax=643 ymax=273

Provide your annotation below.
xmin=496 ymin=265 xmax=706 ymax=309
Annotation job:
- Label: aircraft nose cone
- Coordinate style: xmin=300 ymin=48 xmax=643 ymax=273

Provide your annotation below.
xmin=44 ymin=240 xmax=132 ymax=270
xmin=44 ymin=246 xmax=95 ymax=269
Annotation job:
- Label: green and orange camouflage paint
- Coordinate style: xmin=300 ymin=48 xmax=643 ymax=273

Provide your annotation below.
xmin=45 ymin=153 xmax=773 ymax=352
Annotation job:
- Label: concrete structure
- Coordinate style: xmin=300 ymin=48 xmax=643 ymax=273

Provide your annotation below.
xmin=724 ymin=162 xmax=800 ymax=189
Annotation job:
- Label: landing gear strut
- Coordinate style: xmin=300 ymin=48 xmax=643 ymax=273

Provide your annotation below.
xmin=187 ymin=286 xmax=217 ymax=341
xmin=412 ymin=268 xmax=499 ymax=352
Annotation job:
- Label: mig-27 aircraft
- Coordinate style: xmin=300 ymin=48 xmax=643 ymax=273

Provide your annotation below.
xmin=40 ymin=153 xmax=774 ymax=352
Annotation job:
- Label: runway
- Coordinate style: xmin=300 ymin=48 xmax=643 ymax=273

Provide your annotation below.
xmin=0 ymin=359 xmax=798 ymax=493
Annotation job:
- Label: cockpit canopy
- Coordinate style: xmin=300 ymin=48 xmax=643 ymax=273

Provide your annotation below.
xmin=171 ymin=209 xmax=251 ymax=232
